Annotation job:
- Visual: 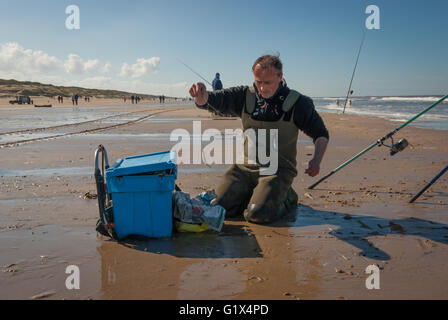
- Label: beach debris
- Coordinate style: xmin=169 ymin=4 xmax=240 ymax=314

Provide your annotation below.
xmin=83 ymin=191 xmax=97 ymax=199
xmin=283 ymin=292 xmax=292 ymax=296
xmin=423 ymin=239 xmax=437 ymax=248
xmin=30 ymin=290 xmax=56 ymax=300
xmin=356 ymin=220 xmax=371 ymax=229
xmin=272 ymin=230 xmax=290 ymax=237
xmin=3 ymin=268 xmax=18 ymax=274
xmin=389 ymin=221 xmax=406 ymax=233
xmin=248 ymin=276 xmax=264 ymax=282
xmin=304 ymin=192 xmax=314 ymax=200
xmin=334 ymin=268 xmax=345 ymax=274
xmin=7 ymin=224 xmax=24 ymax=230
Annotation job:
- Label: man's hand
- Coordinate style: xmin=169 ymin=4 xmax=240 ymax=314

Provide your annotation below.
xmin=305 ymin=158 xmax=320 ymax=177
xmin=305 ymin=137 xmax=328 ymax=177
xmin=189 ymin=82 xmax=208 ymax=106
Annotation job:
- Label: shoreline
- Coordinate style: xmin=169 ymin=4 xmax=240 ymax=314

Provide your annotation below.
xmin=2 ymin=95 xmax=446 ymax=132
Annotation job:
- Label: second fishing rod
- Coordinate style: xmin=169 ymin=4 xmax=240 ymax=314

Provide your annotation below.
xmin=308 ymin=94 xmax=448 ymax=190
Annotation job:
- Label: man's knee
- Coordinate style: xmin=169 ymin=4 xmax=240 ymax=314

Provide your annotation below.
xmin=243 ymin=203 xmax=287 ymax=224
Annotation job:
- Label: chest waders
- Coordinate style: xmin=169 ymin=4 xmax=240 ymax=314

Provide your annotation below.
xmin=215 ymin=87 xmax=300 ymax=224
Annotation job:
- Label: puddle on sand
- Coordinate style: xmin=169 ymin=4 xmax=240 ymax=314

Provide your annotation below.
xmin=0 ymin=132 xmax=60 ymax=144
xmin=0 ymin=166 xmax=226 ymax=177
xmin=97 ymin=224 xmax=260 ymax=299
xmin=177 ymin=260 xmax=245 ymax=299
xmin=0 ymin=225 xmax=101 ymax=299
xmin=0 ymin=167 xmax=93 ymax=177
xmin=0 ymin=102 xmax=191 ymax=133
xmin=100 ymin=117 xmax=212 ymax=124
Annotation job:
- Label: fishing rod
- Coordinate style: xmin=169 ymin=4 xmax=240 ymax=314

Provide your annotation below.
xmin=343 ymin=30 xmax=367 ymax=114
xmin=178 ymin=59 xmax=222 ymax=115
xmin=409 ymin=165 xmax=448 ymax=203
xmin=178 ymin=59 xmax=213 ymax=86
xmin=178 ymin=60 xmax=221 ymax=168
xmin=309 ymin=94 xmax=448 ymax=189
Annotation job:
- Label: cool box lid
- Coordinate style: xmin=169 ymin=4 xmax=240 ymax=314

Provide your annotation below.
xmin=106 ymin=150 xmax=176 ymax=178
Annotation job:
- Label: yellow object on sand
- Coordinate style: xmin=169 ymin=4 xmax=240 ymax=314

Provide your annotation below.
xmin=174 ymin=221 xmax=211 ymax=233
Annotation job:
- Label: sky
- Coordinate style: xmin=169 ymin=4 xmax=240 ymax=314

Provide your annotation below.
xmin=0 ymin=0 xmax=447 ymax=97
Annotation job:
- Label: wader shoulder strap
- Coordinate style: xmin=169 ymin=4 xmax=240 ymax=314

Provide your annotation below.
xmin=282 ymin=89 xmax=301 ymax=113
xmin=245 ymin=86 xmax=256 ymax=114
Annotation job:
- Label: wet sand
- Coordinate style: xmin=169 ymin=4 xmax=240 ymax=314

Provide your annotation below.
xmin=1 ymin=104 xmax=447 ymax=300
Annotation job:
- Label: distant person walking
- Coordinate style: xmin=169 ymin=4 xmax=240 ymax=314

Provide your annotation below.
xmin=212 ymin=73 xmax=223 ymax=91
xmin=72 ymin=94 xmax=75 ymax=105
xmin=75 ymin=94 xmax=79 ymax=105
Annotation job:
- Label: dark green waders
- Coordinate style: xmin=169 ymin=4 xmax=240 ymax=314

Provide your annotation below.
xmin=215 ymin=88 xmax=301 ymax=224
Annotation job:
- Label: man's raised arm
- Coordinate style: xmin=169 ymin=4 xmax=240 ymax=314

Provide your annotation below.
xmin=189 ymin=82 xmax=246 ymax=117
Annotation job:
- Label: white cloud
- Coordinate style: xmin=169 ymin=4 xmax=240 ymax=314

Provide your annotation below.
xmin=0 ymin=42 xmax=62 ymax=74
xmin=83 ymin=59 xmax=100 ymax=73
xmin=64 ymin=54 xmax=103 ymax=74
xmin=0 ymin=43 xmax=188 ymax=96
xmin=102 ymin=61 xmax=112 ymax=74
xmin=119 ymin=57 xmax=160 ymax=78
xmin=64 ymin=54 xmax=84 ymax=74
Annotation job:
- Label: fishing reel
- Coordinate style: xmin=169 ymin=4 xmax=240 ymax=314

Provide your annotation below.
xmin=378 ymin=134 xmax=409 ymax=156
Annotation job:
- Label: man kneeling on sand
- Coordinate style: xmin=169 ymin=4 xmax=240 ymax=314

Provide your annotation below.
xmin=189 ymin=55 xmax=329 ymax=224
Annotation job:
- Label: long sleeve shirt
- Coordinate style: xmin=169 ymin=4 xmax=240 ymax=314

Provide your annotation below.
xmin=196 ymin=84 xmax=329 ymax=143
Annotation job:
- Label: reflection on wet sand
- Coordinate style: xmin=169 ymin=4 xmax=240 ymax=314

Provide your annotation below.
xmin=98 ymin=224 xmax=260 ymax=299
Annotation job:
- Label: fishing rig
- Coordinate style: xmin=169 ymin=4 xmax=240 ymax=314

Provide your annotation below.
xmin=309 ymin=94 xmax=448 ymax=190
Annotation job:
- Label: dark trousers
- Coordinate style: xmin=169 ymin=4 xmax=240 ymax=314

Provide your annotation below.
xmin=215 ymin=164 xmax=297 ymax=224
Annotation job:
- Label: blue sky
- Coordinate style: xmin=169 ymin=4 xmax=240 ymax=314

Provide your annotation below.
xmin=0 ymin=0 xmax=447 ymax=97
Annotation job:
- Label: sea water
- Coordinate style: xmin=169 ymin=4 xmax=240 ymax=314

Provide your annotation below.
xmin=313 ymin=95 xmax=448 ymax=130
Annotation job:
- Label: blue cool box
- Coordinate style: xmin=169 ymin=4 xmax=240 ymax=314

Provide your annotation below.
xmin=106 ymin=150 xmax=177 ymax=239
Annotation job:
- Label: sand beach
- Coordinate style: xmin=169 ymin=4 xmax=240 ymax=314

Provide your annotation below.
xmin=0 ymin=101 xmax=447 ymax=300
